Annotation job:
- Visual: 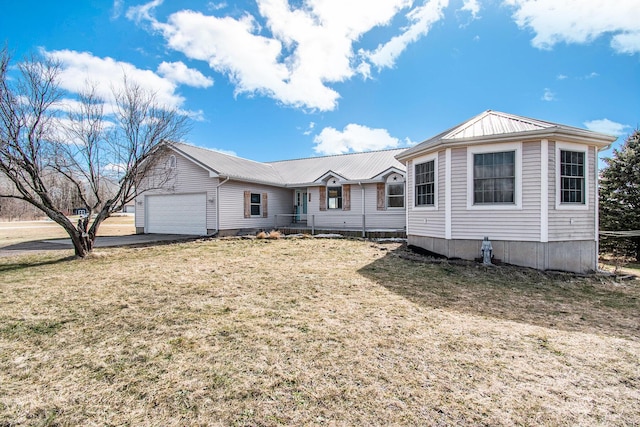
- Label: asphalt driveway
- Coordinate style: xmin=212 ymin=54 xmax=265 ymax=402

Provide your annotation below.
xmin=0 ymin=234 xmax=201 ymax=256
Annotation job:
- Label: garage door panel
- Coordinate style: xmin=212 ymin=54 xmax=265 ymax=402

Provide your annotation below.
xmin=146 ymin=193 xmax=207 ymax=235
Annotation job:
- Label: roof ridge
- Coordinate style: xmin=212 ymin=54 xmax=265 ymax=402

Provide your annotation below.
xmin=266 ymin=147 xmax=407 ymax=164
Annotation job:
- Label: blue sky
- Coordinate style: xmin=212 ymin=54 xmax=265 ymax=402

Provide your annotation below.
xmin=1 ymin=0 xmax=638 ymax=162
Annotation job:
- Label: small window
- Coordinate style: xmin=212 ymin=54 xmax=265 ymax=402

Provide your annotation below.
xmin=387 ymin=182 xmax=404 ymax=208
xmin=473 ymin=151 xmax=515 ymax=204
xmin=250 ymin=193 xmax=261 ymax=216
xmin=168 ymin=155 xmax=176 ymax=169
xmin=327 ymin=186 xmax=342 ymax=209
xmin=415 ymin=161 xmax=435 ymax=206
xmin=560 ymin=150 xmax=585 ymax=204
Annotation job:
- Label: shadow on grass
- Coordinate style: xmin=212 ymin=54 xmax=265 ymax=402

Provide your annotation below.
xmin=359 ymin=244 xmax=640 ymax=341
xmin=0 ymin=255 xmax=77 ymax=273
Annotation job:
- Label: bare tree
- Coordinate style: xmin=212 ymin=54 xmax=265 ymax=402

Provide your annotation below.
xmin=0 ymin=48 xmax=190 ymax=256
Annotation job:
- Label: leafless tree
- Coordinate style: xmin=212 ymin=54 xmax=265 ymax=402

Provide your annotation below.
xmin=0 ymin=48 xmax=190 ymax=256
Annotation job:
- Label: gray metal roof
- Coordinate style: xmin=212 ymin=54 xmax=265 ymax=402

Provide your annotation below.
xmin=267 ymin=149 xmax=406 ymax=185
xmin=397 ymin=110 xmax=617 ymax=161
xmin=171 ymin=143 xmax=285 ymax=185
xmin=169 ymin=142 xmax=405 ymax=187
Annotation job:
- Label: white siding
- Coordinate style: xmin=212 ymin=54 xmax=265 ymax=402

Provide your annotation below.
xmin=218 ymin=180 xmax=292 ymax=230
xmin=450 ymin=142 xmax=541 ymax=241
xmin=548 ymin=143 xmax=596 ymax=241
xmin=305 ymin=183 xmax=404 ymax=230
xmin=135 ymin=151 xmax=218 ymax=232
xmin=407 ymin=150 xmax=446 ymax=238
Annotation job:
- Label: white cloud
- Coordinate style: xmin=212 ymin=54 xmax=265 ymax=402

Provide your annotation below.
xmin=541 ymin=88 xmax=555 ymax=101
xmin=460 ymin=0 xmax=480 ymax=19
xmin=302 ymin=121 xmax=316 ymax=136
xmin=157 ymin=61 xmax=214 ymax=88
xmin=584 ymin=119 xmax=631 ymax=136
xmin=556 ymin=74 xmax=568 ymax=80
xmin=111 ymin=0 xmax=124 ymax=19
xmin=505 ymin=0 xmax=640 ymax=54
xmin=43 ymin=50 xmax=206 ymax=121
xmin=128 ymin=0 xmax=450 ymax=111
xmin=45 ymin=49 xmax=186 ymax=110
xmin=313 ymin=124 xmax=401 ymax=155
xmin=366 ymin=0 xmax=449 ymax=69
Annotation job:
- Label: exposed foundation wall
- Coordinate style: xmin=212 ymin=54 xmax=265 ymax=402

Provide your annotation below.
xmin=407 ymin=235 xmax=597 ymax=273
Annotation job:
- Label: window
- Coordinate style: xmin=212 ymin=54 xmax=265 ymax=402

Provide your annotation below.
xmin=168 ymin=155 xmax=176 ymax=169
xmin=473 ymin=151 xmax=515 ymax=204
xmin=327 ymin=186 xmax=342 ymax=209
xmin=387 ymin=182 xmax=405 ymax=208
xmin=250 ymin=193 xmax=261 ymax=216
xmin=560 ymin=150 xmax=585 ymax=204
xmin=415 ymin=161 xmax=435 ymax=206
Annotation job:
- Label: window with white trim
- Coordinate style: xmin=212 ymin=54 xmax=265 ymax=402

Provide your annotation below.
xmin=560 ymin=150 xmax=585 ymax=204
xmin=250 ymin=193 xmax=261 ymax=216
xmin=473 ymin=151 xmax=515 ymax=204
xmin=327 ymin=186 xmax=342 ymax=209
xmin=386 ymin=176 xmax=405 ymax=208
xmin=415 ymin=161 xmax=435 ymax=206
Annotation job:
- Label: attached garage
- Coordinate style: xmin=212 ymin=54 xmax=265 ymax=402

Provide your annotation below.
xmin=145 ymin=193 xmax=207 ymax=235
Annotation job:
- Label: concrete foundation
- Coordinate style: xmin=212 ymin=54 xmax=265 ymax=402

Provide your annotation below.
xmin=407 ymin=235 xmax=597 ymax=273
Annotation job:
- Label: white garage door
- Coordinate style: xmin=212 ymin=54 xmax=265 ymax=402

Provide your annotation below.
xmin=146 ymin=193 xmax=207 ymax=235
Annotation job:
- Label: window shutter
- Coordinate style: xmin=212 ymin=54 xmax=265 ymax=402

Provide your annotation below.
xmin=377 ymin=183 xmax=385 ymax=210
xmin=244 ymin=191 xmax=251 ymax=218
xmin=319 ymin=187 xmax=326 ymax=211
xmin=343 ymin=184 xmax=351 ymax=211
xmin=262 ymin=193 xmax=268 ymax=218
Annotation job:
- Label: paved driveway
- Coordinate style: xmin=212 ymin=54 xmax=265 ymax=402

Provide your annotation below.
xmin=0 ymin=234 xmax=201 ymax=256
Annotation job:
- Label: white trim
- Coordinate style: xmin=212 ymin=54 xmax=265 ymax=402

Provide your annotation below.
xmin=405 ymin=160 xmax=411 ymax=235
xmin=411 ymin=152 xmax=438 ymax=211
xmin=445 ymin=148 xmax=452 ymax=240
xmin=466 ymin=142 xmax=523 ymax=210
xmin=385 ymin=173 xmax=406 ymax=210
xmin=540 ymin=139 xmax=549 ymax=242
xmin=594 ymin=146 xmax=599 ymax=245
xmin=555 ymin=141 xmax=589 ymax=211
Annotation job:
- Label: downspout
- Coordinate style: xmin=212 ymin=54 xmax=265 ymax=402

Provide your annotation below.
xmin=359 ymin=182 xmax=365 ymax=237
xmin=215 ymin=176 xmax=230 ymax=234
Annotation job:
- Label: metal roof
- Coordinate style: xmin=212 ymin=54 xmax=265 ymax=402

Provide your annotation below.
xmin=397 ymin=110 xmax=617 ymax=161
xmin=267 ymin=149 xmax=406 ymax=185
xmin=169 ymin=142 xmax=406 ymax=187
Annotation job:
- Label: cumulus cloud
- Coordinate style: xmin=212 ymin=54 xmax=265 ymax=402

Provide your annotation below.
xmin=313 ymin=124 xmax=401 ymax=155
xmin=43 ymin=49 xmax=205 ymax=118
xmin=505 ymin=0 xmax=640 ymax=54
xmin=128 ymin=0 xmax=450 ymax=111
xmin=157 ymin=61 xmax=214 ymax=88
xmin=584 ymin=118 xmax=631 ymax=136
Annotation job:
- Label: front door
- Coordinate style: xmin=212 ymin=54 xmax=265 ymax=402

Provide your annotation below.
xmin=295 ymin=190 xmax=307 ymax=222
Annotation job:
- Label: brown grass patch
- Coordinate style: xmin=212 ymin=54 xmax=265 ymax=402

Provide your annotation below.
xmin=0 ymin=215 xmax=135 ymax=247
xmin=0 ymin=239 xmax=639 ymax=425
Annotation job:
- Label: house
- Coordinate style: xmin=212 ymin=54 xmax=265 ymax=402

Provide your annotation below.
xmin=135 ymin=143 xmax=407 ymax=237
xmin=395 ymin=110 xmax=616 ymax=273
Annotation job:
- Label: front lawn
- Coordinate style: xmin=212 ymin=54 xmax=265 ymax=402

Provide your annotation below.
xmin=1 ymin=238 xmax=638 ymax=425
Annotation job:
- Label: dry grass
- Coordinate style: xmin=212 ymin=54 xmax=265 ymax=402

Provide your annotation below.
xmin=0 ymin=215 xmax=135 ymax=247
xmin=0 ymin=238 xmax=639 ymax=426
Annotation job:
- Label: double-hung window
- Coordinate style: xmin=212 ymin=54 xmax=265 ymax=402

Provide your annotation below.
xmin=327 ymin=186 xmax=342 ymax=209
xmin=415 ymin=161 xmax=435 ymax=206
xmin=473 ymin=151 xmax=515 ymax=204
xmin=560 ymin=150 xmax=585 ymax=204
xmin=250 ymin=193 xmax=261 ymax=216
